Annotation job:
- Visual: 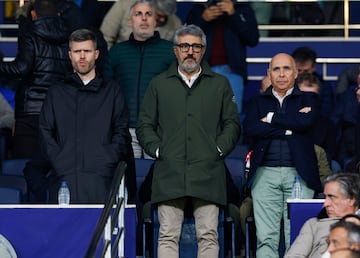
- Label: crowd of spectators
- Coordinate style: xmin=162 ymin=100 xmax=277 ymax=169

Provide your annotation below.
xmin=0 ymin=1 xmax=360 ymax=258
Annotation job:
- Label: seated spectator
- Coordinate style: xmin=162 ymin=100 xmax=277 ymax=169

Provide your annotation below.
xmin=297 ymin=72 xmax=337 ymax=162
xmin=292 ymin=46 xmax=335 ymax=118
xmin=285 ymin=173 xmax=360 ymax=258
xmin=100 ymin=0 xmax=181 ymax=48
xmin=336 ymin=66 xmax=360 ymax=96
xmin=322 ymin=218 xmax=360 ymax=258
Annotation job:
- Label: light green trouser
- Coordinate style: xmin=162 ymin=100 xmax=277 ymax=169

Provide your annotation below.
xmin=251 ymin=166 xmax=314 ymax=258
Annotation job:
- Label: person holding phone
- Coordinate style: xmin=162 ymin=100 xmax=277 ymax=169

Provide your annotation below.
xmin=186 ymin=0 xmax=259 ymax=118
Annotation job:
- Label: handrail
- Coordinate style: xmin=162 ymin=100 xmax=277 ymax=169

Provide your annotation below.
xmin=0 ymin=0 xmax=358 ymax=38
xmin=84 ymin=161 xmax=127 ymax=258
xmin=247 ymin=57 xmax=360 ymax=81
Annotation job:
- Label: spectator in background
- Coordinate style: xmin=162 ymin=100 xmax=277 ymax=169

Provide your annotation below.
xmin=186 ymin=0 xmax=259 ymax=116
xmin=39 ymin=29 xmax=131 ymax=203
xmin=292 ymin=46 xmax=335 ymax=118
xmin=103 ymin=0 xmax=175 ymax=159
xmin=100 ymin=0 xmax=181 ymax=49
xmin=16 ymin=0 xmax=108 ymax=74
xmin=323 ymin=216 xmax=360 ymax=258
xmin=259 ymin=74 xmax=271 ymax=94
xmin=297 ymin=72 xmax=337 ymax=163
xmin=136 ymin=24 xmax=240 ymax=257
xmin=74 ymin=0 xmax=108 ymax=29
xmin=244 ymin=53 xmax=322 ymax=258
xmin=0 ymin=0 xmax=72 ymax=158
xmin=336 ymin=66 xmax=360 ymax=95
xmin=324 ymin=218 xmax=360 ymax=258
xmin=331 ymin=83 xmax=360 ymax=169
xmin=285 ymin=173 xmax=360 ymax=258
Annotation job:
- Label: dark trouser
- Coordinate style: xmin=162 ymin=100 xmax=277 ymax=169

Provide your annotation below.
xmin=47 ymin=173 xmax=113 ymax=204
xmin=13 ymin=115 xmax=39 ymax=159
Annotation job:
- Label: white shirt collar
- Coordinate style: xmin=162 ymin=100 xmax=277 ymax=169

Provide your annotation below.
xmin=178 ymin=66 xmax=202 ymax=88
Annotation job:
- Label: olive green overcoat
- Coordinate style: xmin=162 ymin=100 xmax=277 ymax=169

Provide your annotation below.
xmin=136 ymin=61 xmax=240 ymax=205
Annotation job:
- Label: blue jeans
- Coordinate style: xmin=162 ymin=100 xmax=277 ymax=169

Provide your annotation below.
xmin=211 ymin=65 xmax=244 ymax=114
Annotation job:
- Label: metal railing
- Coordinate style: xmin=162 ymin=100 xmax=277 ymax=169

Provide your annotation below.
xmin=84 ymin=161 xmax=127 ymax=258
xmin=0 ymin=0 xmax=358 ymax=38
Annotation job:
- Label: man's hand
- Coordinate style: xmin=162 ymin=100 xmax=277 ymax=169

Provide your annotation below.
xmin=202 ymin=5 xmax=223 ymax=21
xmin=299 ymin=107 xmax=312 ymax=113
xmin=217 ymin=0 xmax=235 ymax=15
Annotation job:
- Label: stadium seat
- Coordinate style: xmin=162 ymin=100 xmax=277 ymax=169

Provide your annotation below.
xmin=0 ymin=186 xmax=22 ymax=204
xmin=0 ymin=175 xmax=27 ymax=203
xmin=1 ymin=158 xmax=29 ymax=176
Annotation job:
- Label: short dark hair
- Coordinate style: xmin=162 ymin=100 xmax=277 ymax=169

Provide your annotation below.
xmin=292 ymin=46 xmax=317 ymax=64
xmin=32 ymin=0 xmax=58 ymax=18
xmin=342 ymin=214 xmax=360 ymax=224
xmin=297 ymin=72 xmax=320 ymax=88
xmin=69 ymin=29 xmax=97 ymax=49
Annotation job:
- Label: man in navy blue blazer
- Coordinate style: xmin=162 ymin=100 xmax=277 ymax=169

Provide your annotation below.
xmin=244 ymin=53 xmax=323 ymax=258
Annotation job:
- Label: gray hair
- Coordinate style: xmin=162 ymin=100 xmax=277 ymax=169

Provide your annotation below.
xmin=156 ymin=0 xmax=177 ymax=16
xmin=173 ymin=24 xmax=207 ymax=47
xmin=69 ymin=29 xmax=97 ymax=49
xmin=324 ymin=173 xmax=360 ymax=208
xmin=330 ymin=220 xmax=360 ymax=247
xmin=129 ymin=0 xmax=157 ymax=16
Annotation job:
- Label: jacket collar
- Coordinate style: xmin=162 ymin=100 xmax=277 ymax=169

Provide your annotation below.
xmin=263 ymin=84 xmax=303 ymax=97
xmin=128 ymin=31 xmax=161 ymax=45
xmin=65 ymin=72 xmax=104 ymax=92
xmin=166 ymin=60 xmax=217 ymax=79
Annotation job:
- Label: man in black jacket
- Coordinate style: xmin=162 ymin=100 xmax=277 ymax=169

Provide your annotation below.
xmin=39 ymin=28 xmax=131 ymax=203
xmin=0 ymin=0 xmax=72 ymax=158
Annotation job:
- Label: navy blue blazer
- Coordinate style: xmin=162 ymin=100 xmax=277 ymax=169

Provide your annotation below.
xmin=244 ymin=85 xmax=323 ymax=192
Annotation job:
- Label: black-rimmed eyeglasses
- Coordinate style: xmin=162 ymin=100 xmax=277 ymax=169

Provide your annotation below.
xmin=175 ymin=43 xmax=204 ymax=53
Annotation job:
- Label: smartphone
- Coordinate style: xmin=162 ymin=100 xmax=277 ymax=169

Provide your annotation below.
xmin=207 ymin=0 xmax=221 ymax=7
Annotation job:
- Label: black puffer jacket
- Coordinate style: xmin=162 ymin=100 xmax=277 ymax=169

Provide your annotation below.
xmin=0 ymin=16 xmax=72 ymax=117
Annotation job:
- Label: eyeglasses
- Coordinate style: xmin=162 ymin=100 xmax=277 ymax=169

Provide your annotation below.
xmin=175 ymin=43 xmax=204 ymax=53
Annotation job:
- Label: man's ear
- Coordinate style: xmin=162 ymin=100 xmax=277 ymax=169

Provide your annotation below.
xmin=350 ymin=243 xmax=360 ymax=251
xmin=30 ymin=9 xmax=37 ymax=20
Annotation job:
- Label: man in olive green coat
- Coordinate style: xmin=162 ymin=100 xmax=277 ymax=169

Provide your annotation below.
xmin=136 ymin=24 xmax=240 ymax=258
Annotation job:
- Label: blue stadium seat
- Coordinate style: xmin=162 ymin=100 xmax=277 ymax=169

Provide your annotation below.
xmin=1 ymin=159 xmax=29 ymax=176
xmin=0 ymin=175 xmax=27 ymax=203
xmin=0 ymin=186 xmax=22 ymax=204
